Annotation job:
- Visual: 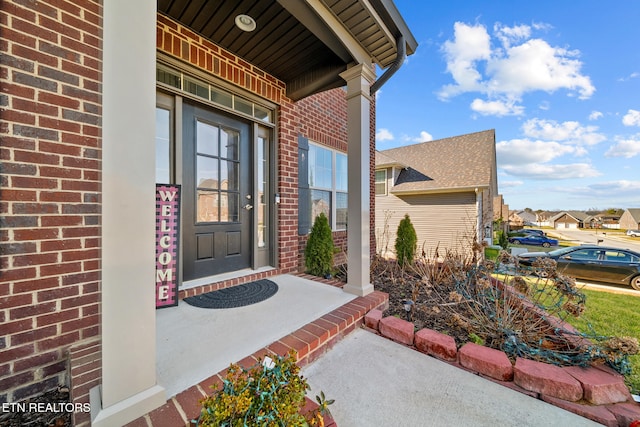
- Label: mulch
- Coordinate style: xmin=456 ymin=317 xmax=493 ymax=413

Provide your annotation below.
xmin=0 ymin=387 xmax=71 ymax=427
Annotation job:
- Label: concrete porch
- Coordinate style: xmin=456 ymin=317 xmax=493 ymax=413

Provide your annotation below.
xmin=125 ymin=275 xmax=388 ymax=426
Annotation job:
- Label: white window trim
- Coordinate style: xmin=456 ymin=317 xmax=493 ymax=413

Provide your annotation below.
xmin=309 ymin=142 xmax=347 ymax=231
xmin=375 ymin=168 xmax=387 ymax=196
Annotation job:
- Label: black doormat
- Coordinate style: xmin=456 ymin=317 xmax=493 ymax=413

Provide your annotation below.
xmin=183 ymin=279 xmax=278 ymax=309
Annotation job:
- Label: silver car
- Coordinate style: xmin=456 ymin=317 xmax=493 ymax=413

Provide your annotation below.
xmin=627 ymin=229 xmax=640 ymax=237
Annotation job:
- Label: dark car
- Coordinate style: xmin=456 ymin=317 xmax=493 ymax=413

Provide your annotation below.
xmin=508 ymin=234 xmax=558 ymax=248
xmin=518 ymin=245 xmax=640 ymax=290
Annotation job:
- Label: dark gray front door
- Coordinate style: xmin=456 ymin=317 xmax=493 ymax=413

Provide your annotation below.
xmin=182 ymin=102 xmax=251 ymax=280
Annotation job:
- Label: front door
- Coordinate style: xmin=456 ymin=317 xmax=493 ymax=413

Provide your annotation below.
xmin=182 ymin=102 xmax=251 ymax=280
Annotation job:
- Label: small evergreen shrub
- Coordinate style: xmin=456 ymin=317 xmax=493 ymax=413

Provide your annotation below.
xmin=496 ymin=230 xmax=509 ymax=250
xmin=395 ymin=214 xmax=417 ymax=266
xmin=305 ymin=213 xmax=335 ymax=277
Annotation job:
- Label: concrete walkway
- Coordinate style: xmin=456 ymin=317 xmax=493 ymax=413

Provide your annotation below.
xmin=303 ymin=329 xmax=601 ymax=427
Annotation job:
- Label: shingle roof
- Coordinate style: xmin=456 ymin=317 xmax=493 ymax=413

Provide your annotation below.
xmin=550 ymin=211 xmax=590 ymax=222
xmin=376 ymin=129 xmax=496 ymax=193
xmin=375 ymin=151 xmax=406 ymax=168
xmin=627 ymin=208 xmax=640 ymax=222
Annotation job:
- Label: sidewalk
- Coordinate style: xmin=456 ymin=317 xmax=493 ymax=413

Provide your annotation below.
xmin=302 ymin=328 xmax=602 ymax=427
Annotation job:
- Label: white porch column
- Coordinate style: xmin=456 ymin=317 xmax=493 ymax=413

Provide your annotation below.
xmin=340 ymin=64 xmax=376 ymax=296
xmin=91 ymin=1 xmax=165 ymax=425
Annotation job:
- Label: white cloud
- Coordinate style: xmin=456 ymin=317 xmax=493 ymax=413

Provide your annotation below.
xmin=587 ymin=180 xmax=640 ymax=193
xmin=549 ymin=180 xmax=640 ymax=208
xmin=617 ymin=72 xmax=640 ymax=82
xmin=605 ymin=136 xmax=640 ymax=158
xmin=588 ymin=111 xmax=603 ymax=121
xmin=471 ymin=98 xmax=524 ymax=116
xmin=500 ymin=180 xmax=524 ymax=188
xmin=439 ymin=22 xmax=491 ymax=98
xmin=417 ymin=131 xmax=433 ymax=142
xmin=488 ymin=39 xmax=594 ymax=99
xmin=438 ymin=22 xmax=595 ymax=116
xmin=494 ymin=23 xmax=531 ymax=48
xmin=401 ymin=131 xmax=434 ymax=143
xmin=521 ymin=118 xmax=606 ymax=145
xmin=622 ymin=109 xmax=640 ymax=126
xmin=496 ymin=139 xmax=581 ymax=166
xmin=376 ymin=128 xmax=394 ymax=142
xmin=500 ymin=163 xmax=601 ymax=180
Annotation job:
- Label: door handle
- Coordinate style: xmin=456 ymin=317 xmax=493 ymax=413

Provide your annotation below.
xmin=243 ymin=204 xmax=253 ymax=210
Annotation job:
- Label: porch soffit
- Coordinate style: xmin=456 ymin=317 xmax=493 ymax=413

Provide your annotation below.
xmin=157 ymin=0 xmax=417 ymax=101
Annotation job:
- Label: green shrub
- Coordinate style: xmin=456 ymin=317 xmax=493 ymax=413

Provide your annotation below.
xmin=196 ymin=350 xmax=332 ymax=426
xmin=395 ymin=214 xmax=417 ymax=266
xmin=496 ymin=230 xmax=509 ymax=250
xmin=305 ymin=213 xmax=335 ymax=277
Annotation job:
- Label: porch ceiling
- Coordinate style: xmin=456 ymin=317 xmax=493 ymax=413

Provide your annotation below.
xmin=157 ymin=0 xmax=417 ymax=100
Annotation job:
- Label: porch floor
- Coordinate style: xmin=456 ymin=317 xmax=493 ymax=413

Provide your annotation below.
xmin=125 ymin=274 xmax=387 ymax=426
xmin=156 ymin=274 xmax=354 ymax=398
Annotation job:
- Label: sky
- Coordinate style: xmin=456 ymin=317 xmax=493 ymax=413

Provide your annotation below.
xmin=375 ymin=1 xmax=640 ymax=212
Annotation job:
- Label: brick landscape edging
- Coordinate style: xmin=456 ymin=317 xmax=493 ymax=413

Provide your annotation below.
xmin=368 ymin=309 xmax=640 ymax=427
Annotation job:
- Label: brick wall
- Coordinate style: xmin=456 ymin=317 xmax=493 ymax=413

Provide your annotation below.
xmin=0 ymin=0 xmax=103 ymax=415
xmin=294 ymin=85 xmax=377 ymax=273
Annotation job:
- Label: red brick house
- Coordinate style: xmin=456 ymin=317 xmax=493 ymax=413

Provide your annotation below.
xmin=1 ymin=1 xmax=416 ymax=425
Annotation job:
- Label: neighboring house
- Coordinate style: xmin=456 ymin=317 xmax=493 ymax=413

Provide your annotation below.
xmin=375 ymin=129 xmax=498 ymax=256
xmin=536 ymin=211 xmax=558 ymax=227
xmin=0 ymin=2 xmax=417 ymax=426
xmin=509 ymin=210 xmax=537 ymax=227
xmin=551 ymin=211 xmax=590 ymax=229
xmin=589 ymin=213 xmax=621 ymax=229
xmin=620 ymin=208 xmax=640 ymax=230
xmin=493 ymin=195 xmax=509 ymax=233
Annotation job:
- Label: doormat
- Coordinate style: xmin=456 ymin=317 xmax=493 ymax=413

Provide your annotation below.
xmin=183 ymin=279 xmax=278 ymax=309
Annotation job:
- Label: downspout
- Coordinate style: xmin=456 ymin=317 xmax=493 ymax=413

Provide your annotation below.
xmin=370 ymin=35 xmax=405 ymax=95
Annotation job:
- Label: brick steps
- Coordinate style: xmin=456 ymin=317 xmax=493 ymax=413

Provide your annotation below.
xmin=125 ymin=291 xmax=388 ymax=426
xmin=368 ymin=308 xmax=640 ymax=427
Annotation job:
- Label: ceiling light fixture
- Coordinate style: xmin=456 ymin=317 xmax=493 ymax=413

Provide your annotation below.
xmin=235 ymin=14 xmax=256 ymax=32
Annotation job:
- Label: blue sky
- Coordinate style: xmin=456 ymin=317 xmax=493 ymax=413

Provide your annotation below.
xmin=376 ymin=1 xmax=640 ymax=211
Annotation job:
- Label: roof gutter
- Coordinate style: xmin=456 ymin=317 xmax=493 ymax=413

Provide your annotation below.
xmin=370 ymin=34 xmax=405 ymax=96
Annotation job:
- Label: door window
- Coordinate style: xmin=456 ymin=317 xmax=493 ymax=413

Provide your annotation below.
xmin=196 ymin=121 xmax=241 ymax=223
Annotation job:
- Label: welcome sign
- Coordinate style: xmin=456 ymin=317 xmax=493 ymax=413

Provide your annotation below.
xmin=155 ymin=184 xmax=181 ymax=308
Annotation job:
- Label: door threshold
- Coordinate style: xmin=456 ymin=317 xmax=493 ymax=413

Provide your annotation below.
xmin=180 ymin=266 xmax=276 ymax=292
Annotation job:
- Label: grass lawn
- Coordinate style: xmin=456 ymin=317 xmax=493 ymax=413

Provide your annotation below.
xmin=564 ymin=288 xmax=640 ymax=395
xmin=494 ymin=272 xmax=640 ymax=395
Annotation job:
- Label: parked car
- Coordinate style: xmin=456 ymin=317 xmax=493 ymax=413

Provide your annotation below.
xmin=627 ymin=229 xmax=640 ymax=237
xmin=508 ymin=229 xmax=546 ymax=238
xmin=508 ymin=234 xmax=558 ymax=248
xmin=518 ymin=245 xmax=640 ymax=290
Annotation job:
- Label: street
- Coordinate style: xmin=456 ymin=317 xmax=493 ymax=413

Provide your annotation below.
xmin=546 ymin=228 xmax=640 ymax=253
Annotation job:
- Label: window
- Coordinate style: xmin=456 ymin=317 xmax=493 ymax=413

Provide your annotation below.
xmin=157 ymin=63 xmax=273 ymax=123
xmin=305 ymin=144 xmax=348 ymax=231
xmin=375 ymin=170 xmax=387 ymax=195
xmin=156 ymin=92 xmax=174 ymax=184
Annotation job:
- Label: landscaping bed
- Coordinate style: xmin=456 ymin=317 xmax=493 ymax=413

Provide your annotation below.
xmin=0 ymin=387 xmax=71 ymax=427
xmin=367 ymin=251 xmax=639 ymax=391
